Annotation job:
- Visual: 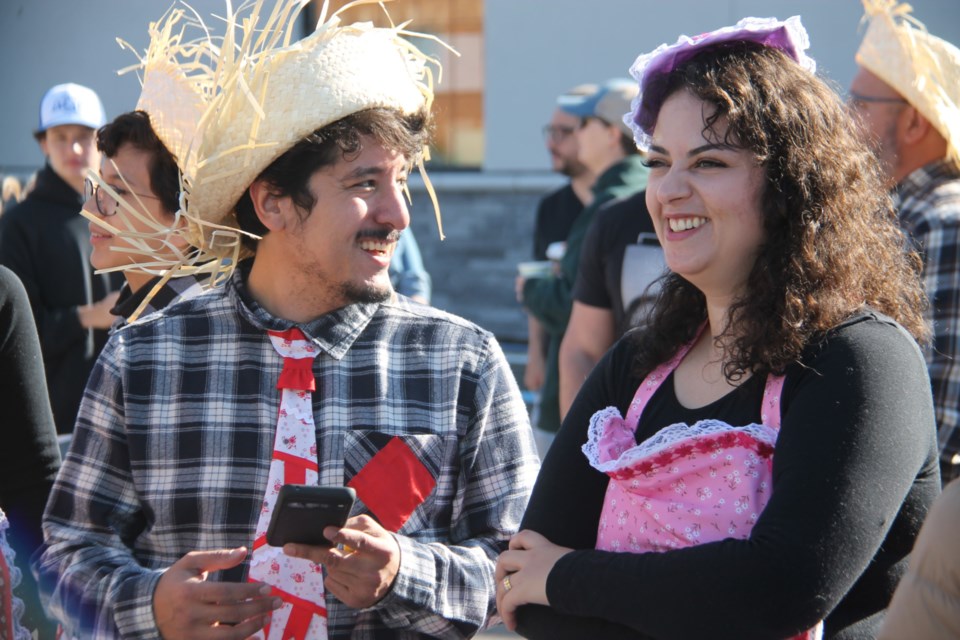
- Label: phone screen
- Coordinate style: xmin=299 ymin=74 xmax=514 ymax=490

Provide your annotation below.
xmin=266 ymin=485 xmax=356 ymax=547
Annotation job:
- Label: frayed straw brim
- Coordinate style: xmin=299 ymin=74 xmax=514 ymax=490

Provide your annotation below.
xmin=856 ymin=0 xmax=960 ymax=165
xmin=95 ymin=0 xmax=451 ymax=319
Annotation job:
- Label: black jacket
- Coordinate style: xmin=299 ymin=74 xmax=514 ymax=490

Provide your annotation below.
xmin=0 ymin=164 xmax=121 ymax=433
xmin=0 ymin=264 xmax=61 ymax=637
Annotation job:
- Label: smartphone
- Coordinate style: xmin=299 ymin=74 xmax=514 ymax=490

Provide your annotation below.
xmin=266 ymin=485 xmax=356 ymax=547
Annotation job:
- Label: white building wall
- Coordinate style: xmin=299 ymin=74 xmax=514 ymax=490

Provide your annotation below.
xmin=1 ymin=1 xmax=959 ymax=175
xmin=0 ymin=0 xmax=228 ymax=175
xmin=485 ymin=0 xmax=960 ymax=171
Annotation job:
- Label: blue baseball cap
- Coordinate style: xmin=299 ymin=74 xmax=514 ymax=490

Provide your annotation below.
xmin=35 ymin=83 xmax=106 ymax=135
xmin=557 ymin=79 xmax=638 ymax=137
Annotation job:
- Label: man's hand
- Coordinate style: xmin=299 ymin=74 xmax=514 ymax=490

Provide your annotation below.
xmin=524 ymin=352 xmax=546 ymax=392
xmin=495 ymin=530 xmax=573 ymax=631
xmin=525 ymin=316 xmax=547 ymax=391
xmin=78 ymin=290 xmax=121 ymax=329
xmin=515 ymin=275 xmax=527 ymax=304
xmin=284 ymin=514 xmax=400 ymax=609
xmin=153 ymin=547 xmax=280 ymax=640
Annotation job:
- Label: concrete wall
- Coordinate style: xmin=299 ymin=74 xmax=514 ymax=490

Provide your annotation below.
xmin=407 ymin=173 xmax=564 ymax=343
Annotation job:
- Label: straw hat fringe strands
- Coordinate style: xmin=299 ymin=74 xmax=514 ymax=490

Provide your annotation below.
xmin=86 ymin=0 xmax=453 ymax=321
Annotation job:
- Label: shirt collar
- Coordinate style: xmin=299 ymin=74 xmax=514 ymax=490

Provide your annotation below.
xmin=895 ymin=158 xmax=960 ymax=202
xmin=230 ymin=259 xmax=380 ymax=360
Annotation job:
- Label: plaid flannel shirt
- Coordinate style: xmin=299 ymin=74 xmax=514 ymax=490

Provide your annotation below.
xmin=37 ymin=264 xmax=539 ymax=639
xmin=896 ymin=159 xmax=960 ymax=482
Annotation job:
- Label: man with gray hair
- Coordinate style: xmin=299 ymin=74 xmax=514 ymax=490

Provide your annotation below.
xmin=851 ymin=0 xmax=960 ymax=484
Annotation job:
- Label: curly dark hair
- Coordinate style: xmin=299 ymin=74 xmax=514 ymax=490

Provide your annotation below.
xmin=234 ymin=107 xmax=431 ymax=250
xmin=631 ymin=42 xmax=928 ymax=381
xmin=96 ymin=110 xmax=181 ymax=215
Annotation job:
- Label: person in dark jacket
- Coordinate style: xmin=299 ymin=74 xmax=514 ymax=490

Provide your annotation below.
xmin=0 ymin=83 xmax=122 ymax=434
xmin=0 ymin=264 xmax=61 ymax=638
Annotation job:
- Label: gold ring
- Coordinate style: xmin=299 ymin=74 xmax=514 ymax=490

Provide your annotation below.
xmin=503 ymin=575 xmax=512 ymax=592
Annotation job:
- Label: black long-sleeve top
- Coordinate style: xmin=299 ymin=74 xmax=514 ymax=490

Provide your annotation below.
xmin=0 ymin=264 xmax=61 ymax=636
xmin=517 ymin=312 xmax=941 ymax=640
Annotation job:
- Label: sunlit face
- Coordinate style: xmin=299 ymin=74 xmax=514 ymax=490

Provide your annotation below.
xmin=39 ymin=124 xmax=99 ymax=193
xmin=266 ymin=136 xmax=411 ymax=314
xmin=644 ymin=90 xmax=767 ymax=300
xmin=848 ymin=67 xmax=907 ymax=184
xmin=575 ymin=117 xmax=619 ymax=176
xmin=85 ymin=143 xmax=179 ymax=290
xmin=545 ymin=109 xmax=586 ymax=177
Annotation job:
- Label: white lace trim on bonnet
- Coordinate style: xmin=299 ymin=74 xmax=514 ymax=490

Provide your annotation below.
xmin=624 ymin=15 xmax=815 ymax=152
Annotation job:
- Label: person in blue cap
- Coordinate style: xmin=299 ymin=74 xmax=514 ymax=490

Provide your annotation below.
xmin=0 ymin=83 xmax=123 ymax=438
xmin=517 ymin=79 xmax=648 ymax=452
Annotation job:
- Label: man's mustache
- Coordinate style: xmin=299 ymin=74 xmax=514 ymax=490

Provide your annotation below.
xmin=356 ymin=229 xmax=401 ymax=242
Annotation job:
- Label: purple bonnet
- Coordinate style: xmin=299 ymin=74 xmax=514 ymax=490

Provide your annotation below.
xmin=625 ymin=15 xmax=816 ymax=150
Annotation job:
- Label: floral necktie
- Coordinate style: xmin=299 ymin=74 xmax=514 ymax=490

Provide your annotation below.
xmin=249 ymin=328 xmax=328 ymax=640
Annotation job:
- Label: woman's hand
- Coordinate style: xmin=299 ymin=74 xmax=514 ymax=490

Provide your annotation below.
xmin=495 ymin=529 xmax=573 ymax=631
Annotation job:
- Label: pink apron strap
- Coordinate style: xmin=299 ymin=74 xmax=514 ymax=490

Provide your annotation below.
xmin=761 ymin=373 xmax=786 ymax=430
xmin=624 ymin=323 xmax=787 ymax=431
xmin=624 ymin=323 xmax=705 ymax=425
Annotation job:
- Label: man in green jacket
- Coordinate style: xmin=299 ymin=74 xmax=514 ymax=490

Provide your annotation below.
xmin=518 ymin=79 xmax=648 ymax=449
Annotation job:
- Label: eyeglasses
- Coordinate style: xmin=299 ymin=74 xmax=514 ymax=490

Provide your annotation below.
xmin=84 ymin=177 xmax=161 ymax=217
xmin=542 ymin=124 xmax=576 ymax=143
xmin=847 ymin=91 xmax=908 ymax=110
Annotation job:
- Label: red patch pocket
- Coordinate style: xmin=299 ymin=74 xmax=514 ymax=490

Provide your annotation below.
xmin=347 ymin=436 xmax=437 ymax=531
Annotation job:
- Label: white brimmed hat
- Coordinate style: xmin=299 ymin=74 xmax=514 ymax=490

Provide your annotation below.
xmin=856 ymin=0 xmax=960 ymax=164
xmin=36 ymin=83 xmax=106 ymax=135
xmin=92 ymin=0 xmax=448 ymax=299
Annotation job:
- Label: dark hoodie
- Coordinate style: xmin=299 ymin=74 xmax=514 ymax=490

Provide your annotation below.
xmin=0 ymin=163 xmax=121 ymax=433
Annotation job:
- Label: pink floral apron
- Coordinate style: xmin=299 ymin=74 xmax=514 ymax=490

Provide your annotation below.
xmin=583 ymin=332 xmax=822 ymax=639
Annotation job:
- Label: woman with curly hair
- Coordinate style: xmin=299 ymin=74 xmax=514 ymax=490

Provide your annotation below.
xmin=495 ymin=16 xmax=941 ymax=640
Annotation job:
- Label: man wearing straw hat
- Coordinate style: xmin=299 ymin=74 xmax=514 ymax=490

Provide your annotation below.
xmin=35 ymin=2 xmax=538 ymax=639
xmin=851 ymin=0 xmax=960 ymax=485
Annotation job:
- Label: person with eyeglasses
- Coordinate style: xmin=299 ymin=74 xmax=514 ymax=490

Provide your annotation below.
xmin=520 ymin=85 xmax=597 ymax=457
xmin=518 ymin=79 xmax=648 ymax=456
xmin=83 ymin=111 xmax=205 ymax=328
xmin=0 ymin=83 xmax=123 ymax=445
xmin=851 ymin=0 xmax=960 ymax=486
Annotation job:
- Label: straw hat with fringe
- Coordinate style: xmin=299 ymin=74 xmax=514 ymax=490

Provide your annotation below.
xmin=88 ymin=0 xmax=450 ymax=320
xmin=856 ymin=0 xmax=960 ymax=165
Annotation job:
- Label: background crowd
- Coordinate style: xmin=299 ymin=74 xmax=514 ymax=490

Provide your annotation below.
xmin=0 ymin=0 xmax=959 ymax=639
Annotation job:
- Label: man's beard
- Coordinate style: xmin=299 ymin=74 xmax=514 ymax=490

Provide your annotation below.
xmin=559 ymin=156 xmax=589 ymax=179
xmin=338 ymin=279 xmax=392 ymax=305
xmin=337 ymin=228 xmax=399 ymax=305
xmin=877 ymin=120 xmax=902 ymax=183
